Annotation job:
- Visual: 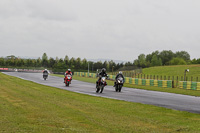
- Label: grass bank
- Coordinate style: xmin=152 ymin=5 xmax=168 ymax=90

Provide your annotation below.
xmin=143 ymin=65 xmax=200 ymax=78
xmin=1 ymin=72 xmax=200 ymax=132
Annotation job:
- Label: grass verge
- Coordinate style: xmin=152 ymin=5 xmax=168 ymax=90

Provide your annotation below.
xmin=1 ymin=72 xmax=200 ymax=132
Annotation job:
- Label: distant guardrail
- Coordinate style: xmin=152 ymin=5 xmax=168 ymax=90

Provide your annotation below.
xmin=0 ymin=68 xmax=43 ymax=73
xmin=74 ymin=72 xmax=173 ymax=88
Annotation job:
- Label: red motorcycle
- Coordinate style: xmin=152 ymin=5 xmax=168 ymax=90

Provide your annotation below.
xmin=64 ymin=74 xmax=72 ymax=86
xmin=96 ymin=76 xmax=107 ymax=93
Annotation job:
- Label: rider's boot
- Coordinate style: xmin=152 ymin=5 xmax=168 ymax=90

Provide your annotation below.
xmin=113 ymin=82 xmax=116 ymax=87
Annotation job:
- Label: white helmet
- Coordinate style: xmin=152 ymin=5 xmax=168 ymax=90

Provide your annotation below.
xmin=68 ymin=69 xmax=71 ymax=72
xmin=119 ymin=71 xmax=122 ymax=74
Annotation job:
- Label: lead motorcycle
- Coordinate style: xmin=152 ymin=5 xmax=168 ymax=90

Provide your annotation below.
xmin=115 ymin=77 xmax=124 ymax=92
xmin=96 ymin=76 xmax=107 ymax=93
xmin=64 ymin=74 xmax=72 ymax=86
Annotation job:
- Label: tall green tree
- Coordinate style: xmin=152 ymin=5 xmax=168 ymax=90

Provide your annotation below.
xmin=49 ymin=57 xmax=56 ymax=68
xmin=169 ymin=57 xmax=187 ymax=65
xmin=151 ymin=54 xmax=162 ymax=66
xmin=175 ymin=51 xmax=190 ymax=61
xmin=0 ymin=58 xmax=5 ymax=66
xmin=75 ymin=57 xmax=81 ymax=69
xmin=146 ymin=50 xmax=159 ymax=63
xmin=69 ymin=57 xmax=76 ymax=69
xmin=138 ymin=54 xmax=146 ymax=68
xmin=64 ymin=55 xmax=69 ymax=67
xmin=94 ymin=61 xmax=103 ymax=71
xmin=36 ymin=58 xmax=41 ymax=67
xmin=159 ymin=50 xmax=174 ymax=65
xmin=82 ymin=58 xmax=88 ymax=70
xmin=41 ymin=53 xmax=48 ymax=67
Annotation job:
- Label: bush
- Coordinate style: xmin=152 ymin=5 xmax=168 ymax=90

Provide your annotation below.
xmin=169 ymin=58 xmax=187 ymax=65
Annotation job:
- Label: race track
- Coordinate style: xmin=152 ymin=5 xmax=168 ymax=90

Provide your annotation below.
xmin=3 ymin=72 xmax=200 ymax=113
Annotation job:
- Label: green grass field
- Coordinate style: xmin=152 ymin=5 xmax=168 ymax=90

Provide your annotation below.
xmin=142 ymin=65 xmax=200 ymax=81
xmin=1 ymin=72 xmax=200 ymax=132
xmin=143 ymin=65 xmax=200 ymax=77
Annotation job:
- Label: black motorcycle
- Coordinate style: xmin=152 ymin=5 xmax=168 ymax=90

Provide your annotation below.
xmin=96 ymin=76 xmax=107 ymax=93
xmin=115 ymin=77 xmax=124 ymax=92
xmin=43 ymin=73 xmax=48 ymax=80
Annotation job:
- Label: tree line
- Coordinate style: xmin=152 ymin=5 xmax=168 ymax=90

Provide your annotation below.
xmin=0 ymin=50 xmax=200 ymax=72
xmin=133 ymin=50 xmax=199 ymax=68
xmin=0 ymin=53 xmax=124 ymax=72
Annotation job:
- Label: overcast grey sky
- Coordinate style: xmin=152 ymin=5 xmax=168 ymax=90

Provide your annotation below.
xmin=0 ymin=0 xmax=200 ymax=61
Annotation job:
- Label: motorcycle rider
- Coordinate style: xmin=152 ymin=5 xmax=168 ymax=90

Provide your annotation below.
xmin=96 ymin=68 xmax=108 ymax=88
xmin=43 ymin=69 xmax=49 ymax=78
xmin=65 ymin=69 xmax=72 ymax=76
xmin=113 ymin=71 xmax=124 ymax=87
xmin=64 ymin=69 xmax=72 ymax=82
xmin=43 ymin=69 xmax=48 ymax=73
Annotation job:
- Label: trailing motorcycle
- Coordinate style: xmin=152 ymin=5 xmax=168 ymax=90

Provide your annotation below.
xmin=115 ymin=77 xmax=124 ymax=92
xmin=96 ymin=76 xmax=107 ymax=93
xmin=64 ymin=74 xmax=72 ymax=86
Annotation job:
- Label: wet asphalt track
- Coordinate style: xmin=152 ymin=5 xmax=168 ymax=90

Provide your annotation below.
xmin=3 ymin=72 xmax=200 ymax=114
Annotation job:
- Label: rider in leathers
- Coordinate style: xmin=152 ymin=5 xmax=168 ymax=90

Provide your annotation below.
xmin=113 ymin=71 xmax=124 ymax=87
xmin=43 ymin=69 xmax=49 ymax=78
xmin=96 ymin=68 xmax=108 ymax=88
xmin=64 ymin=69 xmax=72 ymax=83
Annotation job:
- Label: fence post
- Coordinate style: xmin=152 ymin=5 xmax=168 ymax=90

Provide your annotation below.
xmin=172 ymin=76 xmax=174 ymax=88
xmin=197 ymin=77 xmax=199 ymax=82
xmin=191 ymin=76 xmax=193 ymax=82
xmin=176 ymin=76 xmax=178 ymax=88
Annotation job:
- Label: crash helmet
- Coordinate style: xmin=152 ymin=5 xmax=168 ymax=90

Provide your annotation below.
xmin=102 ymin=68 xmax=106 ymax=72
xmin=45 ymin=69 xmax=47 ymax=71
xmin=119 ymin=71 xmax=122 ymax=74
xmin=68 ymin=69 xmax=71 ymax=72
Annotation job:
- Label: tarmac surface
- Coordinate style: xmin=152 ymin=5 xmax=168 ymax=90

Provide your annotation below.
xmin=3 ymin=72 xmax=200 ymax=114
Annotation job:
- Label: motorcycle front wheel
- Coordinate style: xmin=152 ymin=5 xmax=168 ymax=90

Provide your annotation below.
xmin=118 ymin=85 xmax=122 ymax=92
xmin=100 ymin=86 xmax=104 ymax=93
xmin=96 ymin=87 xmax=100 ymax=93
xmin=65 ymin=82 xmax=69 ymax=86
xmin=115 ymin=85 xmax=118 ymax=92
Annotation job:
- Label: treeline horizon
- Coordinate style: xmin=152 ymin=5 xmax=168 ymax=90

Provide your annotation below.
xmin=1 ymin=50 xmax=200 ymax=72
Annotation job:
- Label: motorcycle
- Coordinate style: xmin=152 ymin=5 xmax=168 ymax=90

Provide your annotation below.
xmin=43 ymin=73 xmax=48 ymax=80
xmin=96 ymin=76 xmax=107 ymax=93
xmin=64 ymin=74 xmax=72 ymax=86
xmin=115 ymin=77 xmax=124 ymax=92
